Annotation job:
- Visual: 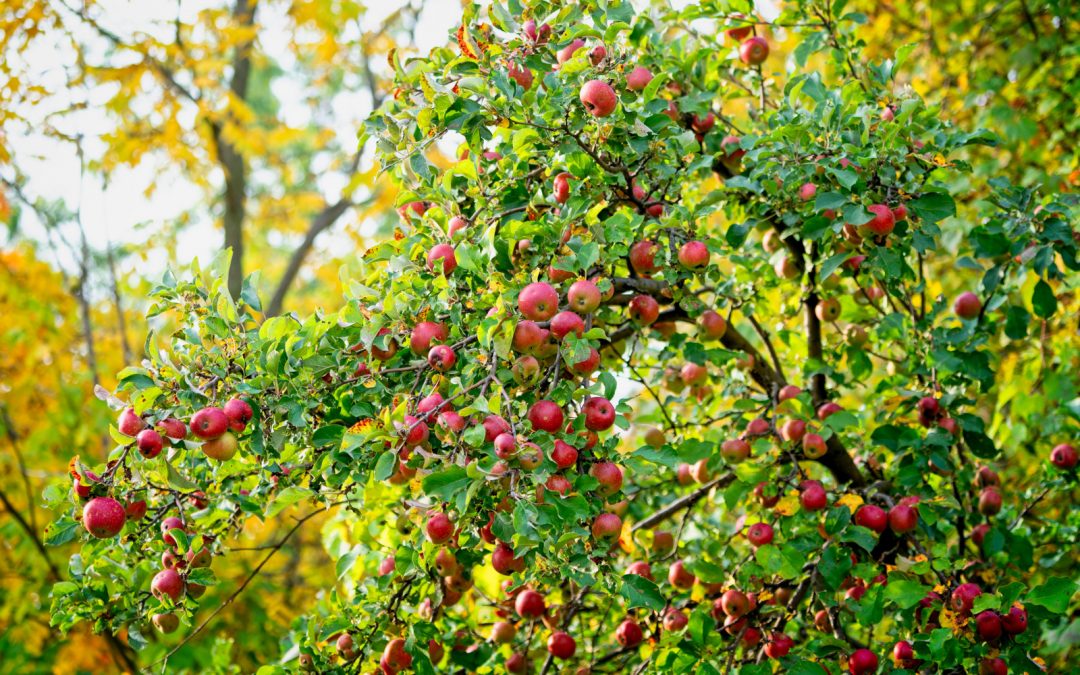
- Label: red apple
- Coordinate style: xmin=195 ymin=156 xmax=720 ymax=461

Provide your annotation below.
xmin=579 ymin=80 xmax=617 ymax=117
xmin=629 ymin=240 xmax=659 ymax=275
xmin=117 ymin=407 xmax=146 ymax=436
xmin=518 ymin=282 xmax=560 ymax=321
xmin=953 ymin=291 xmax=982 ymax=319
xmin=626 ymin=66 xmax=653 ymax=91
xmin=739 ymin=36 xmax=769 ymax=65
xmin=515 ymin=589 xmax=546 ymax=619
xmin=615 ymin=619 xmax=643 ymax=648
xmin=190 ymin=407 xmax=228 ymax=440
xmin=628 ymin=294 xmax=660 ymax=325
xmin=865 ymin=204 xmax=895 ymax=235
xmin=201 ymin=431 xmax=238 ymax=461
xmin=854 ymin=504 xmax=888 ymax=533
xmin=426 ymin=512 xmax=454 ymax=544
xmin=848 ymin=648 xmax=878 ymax=675
xmin=547 ymin=631 xmax=576 ymax=659
xmin=678 ymin=240 xmax=709 ymax=268
xmin=1050 ymin=443 xmax=1077 ymax=469
xmin=151 ymin=567 xmax=185 ymax=602
xmin=410 ymin=321 xmax=448 ymax=355
xmin=136 ymin=429 xmax=163 ymax=459
xmin=527 ymin=400 xmax=564 ymax=433
xmin=668 ymin=560 xmax=696 ymax=589
xmin=427 ymin=243 xmax=457 ymax=275
xmin=82 ymin=497 xmax=126 ymax=538
xmin=567 ymin=279 xmax=601 ymax=314
xmin=550 ymin=311 xmax=585 ymax=339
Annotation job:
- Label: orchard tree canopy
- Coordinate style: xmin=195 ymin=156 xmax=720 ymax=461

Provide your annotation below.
xmin=44 ymin=1 xmax=1079 ymax=674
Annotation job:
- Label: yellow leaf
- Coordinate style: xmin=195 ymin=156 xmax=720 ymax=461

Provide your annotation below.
xmin=774 ymin=492 xmax=800 ymax=517
xmin=837 ymin=493 xmax=864 ymax=511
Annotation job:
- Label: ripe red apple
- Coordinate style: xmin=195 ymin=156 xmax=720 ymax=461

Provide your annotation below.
xmin=400 ymin=415 xmax=429 ymax=447
xmin=557 ymin=38 xmax=585 ymax=64
xmin=553 ymin=172 xmax=571 ymax=204
xmin=448 ymin=215 xmax=469 ymax=237
xmin=190 ymin=407 xmax=228 ymax=440
xmin=371 ymin=328 xmax=398 ymax=361
xmin=626 ymin=66 xmax=653 ymax=91
xmin=158 ymin=418 xmax=187 ymax=440
xmin=506 ymin=653 xmax=527 ymax=673
xmin=854 ymin=504 xmax=888 ymax=533
xmin=953 ymin=291 xmax=982 ymax=319
xmin=151 ymin=612 xmax=179 ymax=634
xmin=151 ymin=567 xmax=185 ymax=602
xmin=550 ymin=311 xmax=585 ymax=340
xmin=892 ymin=640 xmax=916 ymax=668
xmin=337 ymin=633 xmax=357 ymax=661
xmin=527 ymin=400 xmax=564 ymax=433
xmin=570 ymin=347 xmax=601 ymax=376
xmin=865 ymin=204 xmax=895 ymax=235
xmin=1050 ymin=443 xmax=1077 ymax=469
xmin=628 ymin=294 xmax=660 ymax=325
xmin=427 ymin=344 xmax=456 ymax=372
xmin=754 ymin=481 xmax=780 ymax=508
xmin=698 ymin=310 xmax=727 ymax=340
xmin=491 ymin=621 xmax=517 ymax=644
xmin=493 ymin=433 xmax=517 ymax=460
xmin=397 ymin=201 xmax=427 ymax=222
xmin=223 ymin=398 xmax=253 ymax=432
xmin=803 ymin=433 xmax=827 ymax=459
xmin=764 ymin=632 xmax=793 ymax=658
xmin=816 ymin=402 xmax=842 ymax=420
xmin=680 ymin=362 xmax=707 ymax=385
xmin=721 ymin=134 xmax=745 ymax=160
xmin=848 ymin=648 xmax=878 ymax=675
xmin=978 ymin=487 xmax=1002 ymax=516
xmin=892 ymin=204 xmax=908 ymax=221
xmin=800 ymin=484 xmax=828 ymax=511
xmin=974 ymin=610 xmax=1003 ymax=642
xmin=512 ymin=320 xmax=545 ymax=353
xmin=799 ymin=182 xmax=817 ymax=201
xmin=652 ymin=530 xmax=674 ymax=553
xmin=552 ymin=440 xmax=578 ymax=466
xmin=410 ymin=321 xmax=448 ymax=355
xmin=125 ymin=499 xmax=147 ymax=521
xmin=629 ymin=240 xmax=658 ymax=275
xmin=950 ymin=582 xmax=982 ymax=616
xmin=725 ymin=13 xmax=753 ymax=40
xmin=117 ymin=407 xmax=146 ymax=436
xmin=979 ymin=657 xmax=1007 ymax=675
xmin=567 ymin=279 xmax=601 ymax=314
xmin=721 ymin=590 xmax=750 ymax=617
xmin=668 ymin=560 xmax=696 ymax=589
xmin=136 ymin=429 xmax=163 ymax=459
xmin=82 ymin=497 xmax=126 ymax=538
xmin=739 ymin=36 xmax=769 ymax=65
xmin=888 ymin=504 xmax=918 ymax=534
xmin=427 ymin=243 xmax=457 ymax=275
xmin=774 ymin=256 xmax=800 ymax=279
xmin=491 ymin=541 xmax=524 ymax=575
xmin=381 ymin=638 xmax=412 ymax=674
xmin=547 ymin=631 xmax=576 ymax=659
xmin=815 ymin=298 xmax=841 ymax=322
xmin=508 ymin=61 xmax=533 ymax=89
xmin=780 ymin=418 xmax=807 ymax=442
xmin=663 ymin=608 xmax=688 ymax=631
xmin=721 ymin=438 xmax=751 ymax=463
xmin=592 ymin=512 xmax=622 ymax=540
xmin=580 ymin=397 xmax=615 ymax=431
xmin=579 ymin=80 xmax=617 ymax=117
xmin=626 ymin=561 xmax=653 ymax=579
xmin=515 ymin=589 xmax=546 ymax=619
xmin=778 ymin=385 xmax=802 ymax=402
xmin=201 ymin=430 xmax=238 ymax=461
xmin=678 ymin=240 xmax=709 ymax=268
xmin=1001 ymin=606 xmax=1027 ymax=634
xmin=691 ymin=112 xmax=716 ymax=134
xmin=518 ymin=282 xmax=559 ymax=321
xmin=615 ymin=619 xmax=643 ymax=648
xmin=590 ymin=461 xmax=623 ymax=495
xmin=426 ymin=512 xmax=454 ymax=544
xmin=160 ymin=516 xmax=186 ymax=547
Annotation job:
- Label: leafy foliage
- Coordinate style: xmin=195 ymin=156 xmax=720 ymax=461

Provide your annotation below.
xmin=13 ymin=0 xmax=1080 ymax=674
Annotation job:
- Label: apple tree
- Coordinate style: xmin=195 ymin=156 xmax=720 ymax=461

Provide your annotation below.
xmin=47 ymin=1 xmax=1080 ymax=673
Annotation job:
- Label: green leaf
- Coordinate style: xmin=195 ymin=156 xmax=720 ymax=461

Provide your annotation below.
xmin=884 ymin=577 xmax=931 ymax=609
xmin=1026 ymin=577 xmax=1077 ymax=614
xmin=620 ymin=573 xmax=666 ymax=611
xmin=1031 ymin=279 xmax=1057 ymax=318
xmin=908 ymin=192 xmax=956 ymax=224
xmin=43 ymin=518 xmax=79 ymax=547
xmin=374 ymin=450 xmax=397 ymax=481
xmin=165 ymin=459 xmax=199 ymax=491
xmin=266 ymin=486 xmax=311 ymax=518
xmin=336 ymin=548 xmax=360 ymax=580
xmin=422 ymin=465 xmax=471 ymax=501
xmin=186 ymin=567 xmax=219 ymax=586
xmin=312 ymin=424 xmax=345 ymax=448
xmin=962 ymin=429 xmax=998 ymax=459
xmin=814 ymin=191 xmax=848 ymax=211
